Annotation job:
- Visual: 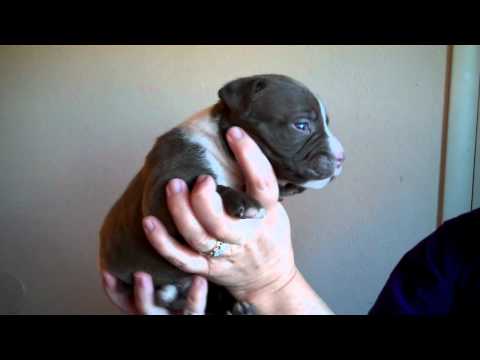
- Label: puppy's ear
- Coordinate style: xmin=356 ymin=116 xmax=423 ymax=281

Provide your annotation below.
xmin=218 ymin=76 xmax=267 ymax=116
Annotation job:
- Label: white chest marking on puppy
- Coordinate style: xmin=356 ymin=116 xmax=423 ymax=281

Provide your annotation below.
xmin=181 ymin=108 xmax=243 ymax=191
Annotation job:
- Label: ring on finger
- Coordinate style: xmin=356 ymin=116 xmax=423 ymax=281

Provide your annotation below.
xmin=205 ymin=240 xmax=230 ymax=257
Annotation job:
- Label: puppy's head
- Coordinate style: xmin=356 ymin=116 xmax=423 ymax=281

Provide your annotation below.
xmin=218 ymin=74 xmax=345 ymax=190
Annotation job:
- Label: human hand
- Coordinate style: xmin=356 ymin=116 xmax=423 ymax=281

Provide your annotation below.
xmin=142 ymin=126 xmax=298 ymax=305
xmin=101 ymin=271 xmax=208 ymax=315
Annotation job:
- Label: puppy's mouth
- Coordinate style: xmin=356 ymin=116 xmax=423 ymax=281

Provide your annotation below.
xmin=260 ymin=141 xmax=342 ymax=190
xmin=287 ymin=164 xmax=341 ymax=191
xmin=302 ymin=166 xmax=336 ymax=181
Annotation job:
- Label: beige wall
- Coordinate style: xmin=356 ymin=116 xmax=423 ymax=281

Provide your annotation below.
xmin=0 ymin=45 xmax=447 ymax=314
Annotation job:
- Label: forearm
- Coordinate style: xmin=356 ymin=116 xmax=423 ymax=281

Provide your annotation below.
xmin=246 ymin=268 xmax=334 ymax=315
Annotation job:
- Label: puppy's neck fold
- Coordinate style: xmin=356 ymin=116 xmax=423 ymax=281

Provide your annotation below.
xmin=180 ymin=102 xmax=242 ymax=190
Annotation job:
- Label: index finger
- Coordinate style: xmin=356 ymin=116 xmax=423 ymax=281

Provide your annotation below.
xmin=226 ymin=127 xmax=279 ymax=208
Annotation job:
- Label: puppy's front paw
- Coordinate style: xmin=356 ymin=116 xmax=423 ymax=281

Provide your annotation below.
xmin=234 ymin=200 xmax=266 ymax=219
xmin=217 ymin=185 xmax=266 ymax=219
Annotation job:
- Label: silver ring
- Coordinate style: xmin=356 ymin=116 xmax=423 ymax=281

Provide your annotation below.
xmin=207 ymin=240 xmax=229 ymax=257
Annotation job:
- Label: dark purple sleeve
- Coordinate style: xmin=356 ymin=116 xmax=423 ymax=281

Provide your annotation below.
xmin=368 ymin=209 xmax=480 ymax=315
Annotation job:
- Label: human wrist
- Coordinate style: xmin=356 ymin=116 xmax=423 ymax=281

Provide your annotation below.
xmin=224 ymin=264 xmax=296 ymax=301
xmin=243 ymin=268 xmax=334 ymax=315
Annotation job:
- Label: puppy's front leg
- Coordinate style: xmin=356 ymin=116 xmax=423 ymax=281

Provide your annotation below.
xmin=217 ymin=185 xmax=266 ymax=219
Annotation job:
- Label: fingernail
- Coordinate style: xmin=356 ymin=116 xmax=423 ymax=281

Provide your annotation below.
xmin=143 ymin=218 xmax=155 ymax=233
xmin=228 ymin=127 xmax=244 ymax=141
xmin=167 ymin=178 xmax=186 ymax=196
xmin=196 ymin=175 xmax=210 ymax=186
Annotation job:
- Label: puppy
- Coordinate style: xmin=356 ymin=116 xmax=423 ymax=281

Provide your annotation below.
xmin=99 ymin=74 xmax=345 ymax=314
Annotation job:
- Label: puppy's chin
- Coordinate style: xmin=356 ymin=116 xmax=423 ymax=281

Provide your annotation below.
xmin=297 ymin=165 xmax=343 ymax=190
xmin=300 ymin=177 xmax=333 ymax=190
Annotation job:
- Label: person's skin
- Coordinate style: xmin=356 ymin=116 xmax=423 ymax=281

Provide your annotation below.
xmin=101 ymin=126 xmax=333 ymax=315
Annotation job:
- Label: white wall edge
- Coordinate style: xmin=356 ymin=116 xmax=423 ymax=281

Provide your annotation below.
xmin=473 ymin=76 xmax=480 ymax=210
xmin=442 ymin=45 xmax=480 ymax=222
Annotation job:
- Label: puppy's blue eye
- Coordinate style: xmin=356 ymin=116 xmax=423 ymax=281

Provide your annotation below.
xmin=294 ymin=121 xmax=310 ymax=132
